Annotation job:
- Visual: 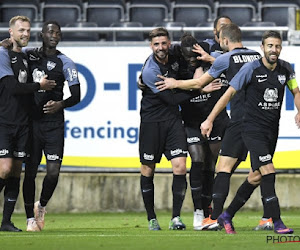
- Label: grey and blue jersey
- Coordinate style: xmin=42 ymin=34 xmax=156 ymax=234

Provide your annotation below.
xmin=230 ymin=58 xmax=297 ymax=131
xmin=207 ymin=48 xmax=261 ymax=121
xmin=25 ymin=48 xmax=80 ymax=121
xmin=0 ymin=47 xmax=32 ymax=125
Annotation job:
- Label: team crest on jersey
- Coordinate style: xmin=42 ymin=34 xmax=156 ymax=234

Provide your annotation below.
xmin=277 ymin=75 xmax=286 ymax=85
xmin=47 ymin=61 xmax=56 ymax=71
xmin=32 ymin=68 xmax=46 ymax=83
xmin=23 ymin=59 xmax=28 ymax=68
xmin=263 ymin=88 xmax=278 ymax=102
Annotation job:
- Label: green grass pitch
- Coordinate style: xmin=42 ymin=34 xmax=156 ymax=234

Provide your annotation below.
xmin=1 ymin=211 xmax=300 ymax=250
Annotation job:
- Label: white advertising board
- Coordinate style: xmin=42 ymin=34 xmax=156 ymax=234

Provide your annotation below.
xmin=50 ymin=45 xmax=300 ymax=169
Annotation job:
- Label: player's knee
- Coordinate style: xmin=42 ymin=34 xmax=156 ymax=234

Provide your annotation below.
xmin=0 ymin=163 xmax=13 ymax=179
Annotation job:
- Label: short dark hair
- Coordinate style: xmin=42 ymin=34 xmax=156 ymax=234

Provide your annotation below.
xmin=262 ymin=30 xmax=282 ymax=45
xmin=213 ymin=15 xmax=232 ymax=29
xmin=149 ymin=27 xmax=169 ymax=41
xmin=220 ymin=23 xmax=241 ymax=43
xmin=180 ymin=32 xmax=197 ymax=47
xmin=42 ymin=20 xmax=61 ymax=33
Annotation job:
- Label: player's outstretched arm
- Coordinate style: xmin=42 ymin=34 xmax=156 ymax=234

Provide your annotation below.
xmin=201 ymin=86 xmax=236 ymax=137
xmin=155 ymin=71 xmax=214 ymax=91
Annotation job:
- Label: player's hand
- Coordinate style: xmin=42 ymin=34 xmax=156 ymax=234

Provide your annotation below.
xmin=137 ymin=74 xmax=146 ymax=90
xmin=39 ymin=75 xmax=56 ymax=90
xmin=295 ymin=112 xmax=300 ymax=128
xmin=193 ymin=44 xmax=214 ymax=64
xmin=201 ymin=119 xmax=213 ymax=138
xmin=43 ymin=100 xmax=63 ymax=114
xmin=0 ymin=38 xmax=12 ymax=49
xmin=155 ymin=75 xmax=178 ymax=90
xmin=202 ymin=79 xmax=222 ymax=93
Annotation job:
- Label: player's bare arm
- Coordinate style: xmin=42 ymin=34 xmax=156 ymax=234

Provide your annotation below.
xmin=155 ymin=71 xmax=214 ymax=91
xmin=291 ymin=87 xmax=300 ymax=128
xmin=201 ymin=86 xmax=236 ymax=137
xmin=193 ymin=43 xmax=215 ymax=64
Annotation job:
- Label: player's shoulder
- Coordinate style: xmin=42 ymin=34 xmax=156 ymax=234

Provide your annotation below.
xmin=277 ymin=58 xmax=293 ymax=71
xmin=0 ymin=46 xmax=9 ymax=55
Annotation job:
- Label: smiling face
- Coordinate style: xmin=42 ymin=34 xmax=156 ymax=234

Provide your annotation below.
xmin=150 ymin=35 xmax=170 ymax=64
xmin=261 ymin=37 xmax=282 ymax=66
xmin=41 ymin=23 xmax=61 ymax=49
xmin=9 ymin=19 xmax=31 ymax=51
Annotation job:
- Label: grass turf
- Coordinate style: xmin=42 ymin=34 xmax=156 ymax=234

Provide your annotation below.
xmin=1 ymin=211 xmax=300 ymax=250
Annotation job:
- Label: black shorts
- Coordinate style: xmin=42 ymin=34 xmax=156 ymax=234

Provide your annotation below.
xmin=0 ymin=124 xmax=28 ymax=159
xmin=28 ymin=120 xmax=64 ymax=165
xmin=139 ymin=118 xmax=188 ymax=164
xmin=242 ymin=130 xmax=278 ymax=171
xmin=220 ymin=121 xmax=248 ymax=161
xmin=184 ymin=117 xmax=229 ymax=146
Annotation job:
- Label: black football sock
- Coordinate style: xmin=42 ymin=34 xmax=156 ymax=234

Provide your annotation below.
xmin=0 ymin=177 xmax=6 ymax=193
xmin=201 ymin=169 xmax=215 ymax=217
xmin=226 ymin=178 xmax=257 ymax=218
xmin=211 ymin=172 xmax=231 ymax=220
xmin=172 ymin=174 xmax=187 ymax=218
xmin=2 ymin=177 xmax=20 ymax=224
xmin=40 ymin=174 xmax=59 ymax=207
xmin=23 ymin=175 xmax=36 ymax=219
xmin=260 ymin=173 xmax=280 ymax=222
xmin=140 ymin=175 xmax=156 ymax=221
xmin=189 ymin=162 xmax=204 ymax=210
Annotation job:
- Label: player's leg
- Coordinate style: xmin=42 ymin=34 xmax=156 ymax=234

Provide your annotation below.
xmin=169 ymin=156 xmax=187 ymax=230
xmin=218 ymin=169 xmax=261 ymax=234
xmin=0 ymin=125 xmax=28 ymax=232
xmin=259 ymin=164 xmax=293 ymax=234
xmin=187 ymin=143 xmax=206 ymax=230
xmin=141 ymin=163 xmax=159 ymax=230
xmin=35 ymin=121 xmax=64 ymax=230
xmin=166 ymin=118 xmax=188 ymax=230
xmin=23 ymin=121 xmax=43 ymax=231
xmin=139 ymin=122 xmax=161 ymax=230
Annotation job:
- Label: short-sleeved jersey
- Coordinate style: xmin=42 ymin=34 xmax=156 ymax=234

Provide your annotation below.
xmin=180 ymin=39 xmax=228 ymax=122
xmin=230 ymin=58 xmax=297 ymax=131
xmin=25 ymin=48 xmax=80 ymax=121
xmin=207 ymin=48 xmax=261 ymax=121
xmin=140 ymin=45 xmax=183 ymax=122
xmin=0 ymin=47 xmax=31 ymax=125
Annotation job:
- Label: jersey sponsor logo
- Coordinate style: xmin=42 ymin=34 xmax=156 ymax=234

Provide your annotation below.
xmin=0 ymin=149 xmax=9 ymax=156
xmin=258 ymin=78 xmax=267 ymax=83
xmin=187 ymin=137 xmax=200 ymax=143
xmin=209 ymin=136 xmax=221 ymax=141
xmin=232 ymin=54 xmax=261 ymax=64
xmin=18 ymin=70 xmax=27 ymax=83
xmin=32 ymin=68 xmax=46 ymax=83
xmin=68 ymin=68 xmax=78 ymax=81
xmin=190 ymin=94 xmax=210 ymax=103
xmin=143 ymin=153 xmax=154 ymax=161
xmin=259 ymin=154 xmax=272 ymax=162
xmin=264 ymin=88 xmax=278 ymax=102
xmin=11 ymin=56 xmax=17 ymax=64
xmin=170 ymin=148 xmax=187 ymax=156
xmin=265 ymin=196 xmax=276 ymax=202
xmin=47 ymin=61 xmax=56 ymax=71
xmin=256 ymin=74 xmax=267 ymax=78
xmin=13 ymin=151 xmax=26 ymax=158
xmin=278 ymin=75 xmax=286 ymax=85
xmin=47 ymin=154 xmax=61 ymax=161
